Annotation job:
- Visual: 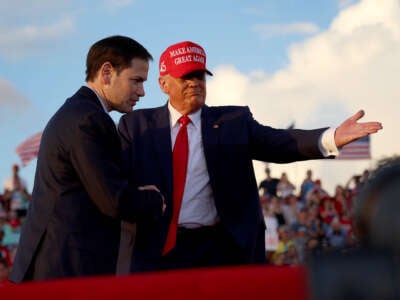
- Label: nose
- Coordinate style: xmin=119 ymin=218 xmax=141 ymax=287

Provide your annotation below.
xmin=137 ymin=82 xmax=145 ymax=97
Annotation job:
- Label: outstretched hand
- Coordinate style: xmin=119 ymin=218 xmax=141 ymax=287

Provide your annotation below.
xmin=334 ymin=110 xmax=383 ymax=147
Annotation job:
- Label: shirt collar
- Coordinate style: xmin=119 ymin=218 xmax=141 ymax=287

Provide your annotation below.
xmin=86 ymin=85 xmax=109 ymax=114
xmin=168 ymin=101 xmax=201 ymax=129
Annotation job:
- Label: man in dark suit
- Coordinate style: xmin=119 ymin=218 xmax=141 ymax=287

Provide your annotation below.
xmin=10 ymin=36 xmax=164 ymax=282
xmin=118 ymin=40 xmax=382 ymax=271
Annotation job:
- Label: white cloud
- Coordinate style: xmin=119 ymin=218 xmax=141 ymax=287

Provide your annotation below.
xmin=1 ymin=1 xmax=73 ymax=20
xmin=0 ymin=16 xmax=75 ymax=60
xmin=0 ymin=1 xmax=77 ymax=60
xmin=207 ymin=0 xmax=399 ymax=194
xmin=253 ymin=22 xmax=320 ymax=39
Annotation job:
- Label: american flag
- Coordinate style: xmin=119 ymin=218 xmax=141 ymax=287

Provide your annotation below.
xmin=15 ymin=131 xmax=42 ymax=166
xmin=336 ymin=135 xmax=371 ymax=160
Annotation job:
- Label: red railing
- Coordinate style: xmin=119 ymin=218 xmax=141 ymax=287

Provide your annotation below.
xmin=2 ymin=265 xmax=310 ymax=299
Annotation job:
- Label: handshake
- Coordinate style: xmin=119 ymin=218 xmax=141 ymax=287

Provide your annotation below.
xmin=138 ymin=185 xmax=166 ymax=215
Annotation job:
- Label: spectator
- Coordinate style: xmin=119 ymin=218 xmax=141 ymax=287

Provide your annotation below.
xmin=299 ymin=169 xmax=314 ymax=205
xmin=3 ymin=164 xmax=31 ymax=218
xmin=0 ymin=229 xmax=12 ymax=267
xmin=285 ymin=243 xmax=300 ymax=265
xmin=345 ymin=174 xmax=362 ymax=203
xmin=281 ymin=194 xmax=302 ymax=226
xmin=0 ymin=194 xmax=7 ymax=218
xmin=277 ymin=172 xmax=296 ymax=199
xmin=306 ymin=189 xmax=322 ymax=208
xmin=326 ymin=217 xmax=347 ymax=250
xmin=290 ymin=207 xmax=309 ymax=233
xmin=331 ymin=185 xmax=348 ymax=217
xmin=1 ymin=217 xmax=21 ymax=248
xmin=338 ymin=210 xmax=353 ymax=235
xmin=271 ymin=252 xmax=285 ymax=266
xmin=307 ymin=205 xmax=326 ymax=240
xmin=263 ymin=207 xmax=279 ymax=263
xmin=269 ymin=196 xmax=286 ymax=226
xmin=293 ymin=226 xmax=309 ymax=264
xmin=358 ymin=169 xmax=370 ymax=190
xmin=305 ymin=179 xmax=328 ymax=204
xmin=272 ymin=225 xmax=296 ymax=264
xmin=0 ymin=214 xmax=7 ymax=229
xmin=258 ymin=167 xmax=280 ymax=200
xmin=319 ymin=197 xmax=339 ymax=225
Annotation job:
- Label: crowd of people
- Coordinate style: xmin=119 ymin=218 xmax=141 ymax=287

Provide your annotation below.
xmin=0 ymin=160 xmax=373 ymax=283
xmin=259 ymin=167 xmax=369 ymax=266
xmin=0 ymin=164 xmax=29 ymax=285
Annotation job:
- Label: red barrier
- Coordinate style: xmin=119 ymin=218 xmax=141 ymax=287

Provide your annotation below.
xmin=2 ymin=265 xmax=310 ymax=299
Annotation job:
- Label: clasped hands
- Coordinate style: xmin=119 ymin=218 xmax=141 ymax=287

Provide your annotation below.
xmin=138 ymin=185 xmax=166 ymax=214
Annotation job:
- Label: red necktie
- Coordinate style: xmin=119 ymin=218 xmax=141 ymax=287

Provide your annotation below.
xmin=162 ymin=115 xmax=191 ymax=255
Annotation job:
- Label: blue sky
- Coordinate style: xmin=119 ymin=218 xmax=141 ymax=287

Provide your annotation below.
xmin=1 ymin=0 xmax=397 ymax=194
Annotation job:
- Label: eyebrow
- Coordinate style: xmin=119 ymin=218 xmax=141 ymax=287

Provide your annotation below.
xmin=130 ymin=76 xmax=146 ymax=82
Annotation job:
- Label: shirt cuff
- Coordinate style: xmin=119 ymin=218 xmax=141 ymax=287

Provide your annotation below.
xmin=318 ymin=127 xmax=339 ymax=157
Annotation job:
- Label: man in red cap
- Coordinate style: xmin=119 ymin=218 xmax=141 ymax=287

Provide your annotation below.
xmin=118 ymin=40 xmax=382 ymax=271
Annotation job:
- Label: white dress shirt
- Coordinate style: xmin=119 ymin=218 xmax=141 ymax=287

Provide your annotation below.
xmin=168 ymin=102 xmax=338 ymax=228
xmin=168 ymin=102 xmax=219 ymax=228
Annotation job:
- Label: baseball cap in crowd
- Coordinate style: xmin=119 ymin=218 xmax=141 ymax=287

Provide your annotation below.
xmin=9 ymin=218 xmax=20 ymax=228
xmin=159 ymin=41 xmax=213 ymax=78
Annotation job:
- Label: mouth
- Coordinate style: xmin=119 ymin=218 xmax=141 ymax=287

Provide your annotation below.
xmin=187 ymin=92 xmax=202 ymax=97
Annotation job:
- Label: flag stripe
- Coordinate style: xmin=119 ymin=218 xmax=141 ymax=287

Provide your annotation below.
xmin=15 ymin=131 xmax=42 ymax=166
xmin=336 ymin=136 xmax=370 ymax=160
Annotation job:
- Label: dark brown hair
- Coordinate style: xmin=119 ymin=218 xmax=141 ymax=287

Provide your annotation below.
xmin=85 ymin=35 xmax=153 ymax=82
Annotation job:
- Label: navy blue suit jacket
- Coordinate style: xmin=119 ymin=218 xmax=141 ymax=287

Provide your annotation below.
xmin=10 ymin=87 xmax=163 ymax=282
xmin=118 ymin=104 xmax=327 ymax=270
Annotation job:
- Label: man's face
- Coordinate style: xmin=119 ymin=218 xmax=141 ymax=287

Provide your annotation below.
xmin=159 ymin=70 xmax=206 ymax=115
xmin=104 ymin=58 xmax=149 ymax=113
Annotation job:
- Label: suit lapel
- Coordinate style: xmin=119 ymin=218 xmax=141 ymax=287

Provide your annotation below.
xmin=151 ymin=105 xmax=173 ymax=199
xmin=201 ymin=106 xmax=220 ymax=191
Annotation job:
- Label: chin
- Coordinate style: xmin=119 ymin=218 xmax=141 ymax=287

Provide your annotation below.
xmin=190 ymin=97 xmax=205 ymax=106
xmin=116 ymin=107 xmax=132 ymax=113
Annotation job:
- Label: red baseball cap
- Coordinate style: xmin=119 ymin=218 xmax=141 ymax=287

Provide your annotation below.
xmin=159 ymin=41 xmax=213 ymax=78
xmin=9 ymin=218 xmax=20 ymax=228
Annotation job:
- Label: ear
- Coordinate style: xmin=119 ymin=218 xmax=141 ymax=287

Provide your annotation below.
xmin=158 ymin=76 xmax=169 ymax=94
xmin=100 ymin=62 xmax=114 ymax=86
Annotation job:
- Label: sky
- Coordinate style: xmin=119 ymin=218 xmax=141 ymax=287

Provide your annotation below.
xmin=1 ymin=0 xmax=398 ymax=195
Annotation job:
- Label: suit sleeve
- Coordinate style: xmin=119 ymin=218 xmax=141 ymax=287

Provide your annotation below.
xmin=244 ymin=108 xmax=327 ymax=162
xmin=117 ymin=114 xmax=134 ymax=178
xmin=69 ymin=110 xmax=163 ymax=223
